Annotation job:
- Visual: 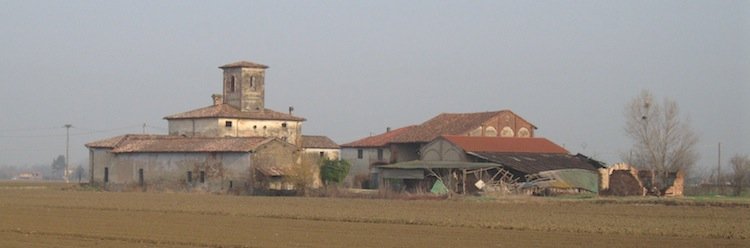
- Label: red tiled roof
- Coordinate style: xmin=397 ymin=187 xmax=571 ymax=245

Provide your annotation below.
xmin=164 ymin=104 xmax=306 ymax=121
xmin=341 ymin=126 xmax=419 ymax=148
xmin=442 ymin=135 xmax=568 ymax=154
xmin=219 ymin=61 xmax=269 ymax=69
xmin=390 ymin=110 xmax=536 ymax=143
xmin=85 ymin=135 xmax=128 ymax=148
xmin=301 ymin=135 xmax=339 ymax=149
xmin=86 ymin=134 xmax=273 ymax=153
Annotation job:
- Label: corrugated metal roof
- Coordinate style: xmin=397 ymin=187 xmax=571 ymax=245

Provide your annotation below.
xmin=470 ymin=152 xmax=601 ymax=175
xmin=219 ymin=61 xmax=269 ymax=69
xmin=163 ymin=104 xmax=305 ymax=121
xmin=87 ymin=134 xmax=273 ymax=153
xmin=301 ymin=135 xmax=339 ymax=149
xmin=443 ymin=135 xmax=569 ymax=154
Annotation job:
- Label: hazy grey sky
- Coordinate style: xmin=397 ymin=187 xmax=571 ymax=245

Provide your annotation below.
xmin=1 ymin=1 xmax=747 ymax=175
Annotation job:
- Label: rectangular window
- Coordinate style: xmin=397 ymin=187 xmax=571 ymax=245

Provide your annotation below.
xmin=187 ymin=171 xmax=192 ymax=183
xmin=377 ymin=149 xmax=384 ymax=160
xmin=319 ymin=151 xmax=325 ymax=157
xmin=104 ymin=167 xmax=109 ymax=183
xmin=225 ymin=121 xmax=232 ymax=127
xmin=138 ymin=168 xmax=144 ymax=186
xmin=200 ymin=171 xmax=205 ymax=183
xmin=357 ymin=149 xmax=363 ymax=159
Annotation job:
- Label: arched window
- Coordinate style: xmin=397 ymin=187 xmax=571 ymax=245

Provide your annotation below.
xmin=518 ymin=127 xmax=531 ymax=138
xmin=500 ymin=127 xmax=514 ymax=137
xmin=484 ymin=126 xmax=497 ymax=137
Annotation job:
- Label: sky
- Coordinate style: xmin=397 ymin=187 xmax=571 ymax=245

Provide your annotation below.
xmin=0 ymin=1 xmax=747 ymax=176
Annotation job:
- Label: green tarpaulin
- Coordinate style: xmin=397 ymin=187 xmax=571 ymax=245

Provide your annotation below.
xmin=431 ymin=180 xmax=449 ymax=194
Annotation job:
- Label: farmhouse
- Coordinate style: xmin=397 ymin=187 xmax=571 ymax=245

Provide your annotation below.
xmin=341 ymin=110 xmax=539 ymax=187
xmin=86 ymin=61 xmax=325 ymax=193
xmin=301 ymin=135 xmax=340 ymax=160
xmin=341 ymin=110 xmax=537 ymax=187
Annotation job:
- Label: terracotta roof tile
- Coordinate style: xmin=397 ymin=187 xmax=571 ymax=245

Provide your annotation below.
xmin=341 ymin=126 xmax=419 ymax=148
xmin=301 ymin=135 xmax=339 ymax=149
xmin=442 ymin=136 xmax=568 ymax=154
xmin=390 ymin=110 xmax=536 ymax=143
xmin=85 ymin=135 xmax=129 ymax=148
xmin=219 ymin=61 xmax=269 ymax=69
xmin=87 ymin=134 xmax=272 ymax=153
xmin=164 ymin=104 xmax=305 ymax=121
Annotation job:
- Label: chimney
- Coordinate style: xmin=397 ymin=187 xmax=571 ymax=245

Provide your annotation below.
xmin=288 ymin=106 xmax=294 ymax=115
xmin=386 ymin=127 xmax=391 ymax=132
xmin=211 ymin=94 xmax=223 ymax=106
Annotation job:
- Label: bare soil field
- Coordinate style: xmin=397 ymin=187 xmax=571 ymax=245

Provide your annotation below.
xmin=0 ymin=181 xmax=747 ymax=247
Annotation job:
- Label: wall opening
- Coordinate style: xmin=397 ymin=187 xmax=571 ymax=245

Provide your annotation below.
xmin=104 ymin=167 xmax=109 ymax=183
xmin=187 ymin=171 xmax=192 ymax=183
xmin=225 ymin=121 xmax=233 ymax=127
xmin=357 ymin=149 xmax=363 ymax=159
xmin=200 ymin=171 xmax=205 ymax=183
xmin=138 ymin=168 xmax=144 ymax=186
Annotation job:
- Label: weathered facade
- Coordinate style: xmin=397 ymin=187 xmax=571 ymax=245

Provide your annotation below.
xmin=599 ymin=163 xmax=684 ymax=197
xmin=301 ymin=135 xmax=340 ymax=160
xmin=86 ymin=60 xmax=324 ymax=193
xmin=164 ymin=62 xmax=305 ymax=146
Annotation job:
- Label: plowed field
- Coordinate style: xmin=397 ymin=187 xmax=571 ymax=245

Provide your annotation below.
xmin=1 ymin=182 xmax=747 ymax=247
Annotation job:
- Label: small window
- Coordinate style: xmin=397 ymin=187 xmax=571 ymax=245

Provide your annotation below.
xmin=377 ymin=149 xmax=384 ymax=160
xmin=357 ymin=149 xmax=363 ymax=159
xmin=187 ymin=171 xmax=192 ymax=183
xmin=225 ymin=121 xmax=233 ymax=127
xmin=229 ymin=76 xmax=236 ymax=92
xmin=253 ymin=125 xmax=257 ymax=129
xmin=199 ymin=171 xmax=205 ymax=183
xmin=104 ymin=167 xmax=109 ymax=183
xmin=138 ymin=168 xmax=144 ymax=186
xmin=250 ymin=76 xmax=256 ymax=88
xmin=281 ymin=122 xmax=287 ymax=128
xmin=319 ymin=151 xmax=325 ymax=157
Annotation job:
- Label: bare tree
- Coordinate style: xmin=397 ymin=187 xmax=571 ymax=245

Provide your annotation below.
xmin=622 ymin=90 xmax=699 ymax=195
xmin=729 ymin=154 xmax=750 ymax=196
xmin=284 ymin=153 xmax=322 ymax=196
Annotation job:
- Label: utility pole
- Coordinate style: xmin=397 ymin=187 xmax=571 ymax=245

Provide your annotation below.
xmin=717 ymin=142 xmax=722 ymax=195
xmin=64 ymin=124 xmax=72 ymax=183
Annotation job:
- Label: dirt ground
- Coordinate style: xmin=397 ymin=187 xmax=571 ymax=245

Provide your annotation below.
xmin=0 ymin=182 xmax=747 ymax=247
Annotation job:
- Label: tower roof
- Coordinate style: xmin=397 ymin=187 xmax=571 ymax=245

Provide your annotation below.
xmin=219 ymin=61 xmax=269 ymax=69
xmin=164 ymin=104 xmax=305 ymax=121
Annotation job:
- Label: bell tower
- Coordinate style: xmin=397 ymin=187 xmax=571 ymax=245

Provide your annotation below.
xmin=219 ymin=61 xmax=268 ymax=112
